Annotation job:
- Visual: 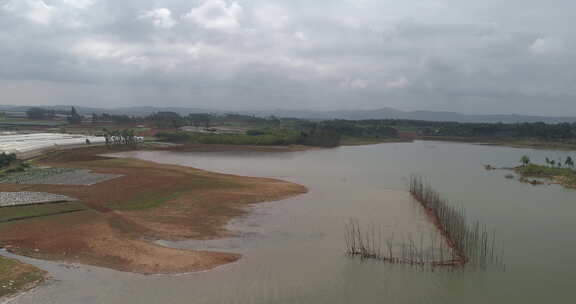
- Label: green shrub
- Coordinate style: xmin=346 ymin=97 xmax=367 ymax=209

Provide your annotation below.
xmin=156 ymin=131 xmax=192 ymax=142
xmin=156 ymin=130 xmax=304 ymax=146
xmin=0 ymin=152 xmax=17 ymax=169
xmin=156 ymin=125 xmax=345 ymax=147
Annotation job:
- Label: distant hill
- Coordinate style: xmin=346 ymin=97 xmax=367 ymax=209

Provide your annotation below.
xmin=0 ymin=105 xmax=214 ymax=118
xmin=247 ymin=108 xmax=576 ymax=123
xmin=2 ymin=105 xmax=575 ymax=123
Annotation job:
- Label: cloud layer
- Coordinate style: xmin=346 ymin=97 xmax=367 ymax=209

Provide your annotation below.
xmin=1 ymin=0 xmax=575 ymax=115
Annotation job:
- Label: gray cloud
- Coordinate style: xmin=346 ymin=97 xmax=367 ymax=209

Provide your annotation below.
xmin=1 ymin=0 xmax=575 ymax=115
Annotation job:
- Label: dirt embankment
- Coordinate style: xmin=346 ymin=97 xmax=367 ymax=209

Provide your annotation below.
xmin=0 ymin=146 xmax=307 ymax=274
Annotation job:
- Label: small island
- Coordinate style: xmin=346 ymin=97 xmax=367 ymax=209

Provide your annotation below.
xmin=493 ymin=155 xmax=576 ymax=189
xmin=514 ymin=155 xmax=576 ymax=188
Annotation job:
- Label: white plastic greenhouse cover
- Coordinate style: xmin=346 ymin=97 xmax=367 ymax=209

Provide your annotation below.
xmin=0 ymin=133 xmax=105 ymax=154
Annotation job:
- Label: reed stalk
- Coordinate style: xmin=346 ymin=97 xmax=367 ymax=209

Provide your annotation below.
xmin=344 ymin=175 xmax=503 ymax=270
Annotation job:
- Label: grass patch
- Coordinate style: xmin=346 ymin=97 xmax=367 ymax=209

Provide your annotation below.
xmin=0 ymin=202 xmax=87 ymax=223
xmin=111 ymin=178 xmax=243 ymax=211
xmin=0 ymin=256 xmax=45 ymax=299
xmin=187 ymin=178 xmax=242 ymax=189
xmin=111 ymin=192 xmax=182 ymax=211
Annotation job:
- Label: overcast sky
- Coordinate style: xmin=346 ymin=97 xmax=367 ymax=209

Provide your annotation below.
xmin=1 ymin=0 xmax=575 ymax=115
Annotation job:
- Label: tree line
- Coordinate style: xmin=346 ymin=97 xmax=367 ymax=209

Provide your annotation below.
xmin=155 ymin=116 xmax=401 ymax=147
xmin=411 ymin=120 xmax=576 ymax=141
xmin=26 ymin=106 xmax=83 ymax=124
xmin=156 ymin=125 xmax=343 ymax=147
xmin=520 ymin=155 xmax=575 ymax=169
xmin=102 ymin=129 xmax=142 ymax=147
xmin=22 ymin=107 xmax=576 ymax=144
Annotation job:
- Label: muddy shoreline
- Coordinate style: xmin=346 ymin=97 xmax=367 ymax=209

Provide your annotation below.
xmin=0 ymin=146 xmax=307 ymax=299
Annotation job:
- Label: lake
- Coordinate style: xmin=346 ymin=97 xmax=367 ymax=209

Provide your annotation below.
xmin=6 ymin=141 xmax=576 ymax=304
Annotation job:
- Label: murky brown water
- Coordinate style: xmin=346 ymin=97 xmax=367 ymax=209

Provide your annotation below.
xmin=4 ymin=141 xmax=576 ymax=303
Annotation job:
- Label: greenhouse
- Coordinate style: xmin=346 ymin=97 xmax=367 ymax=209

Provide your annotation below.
xmin=0 ymin=191 xmax=77 ymax=208
xmin=0 ymin=133 xmax=105 ymax=154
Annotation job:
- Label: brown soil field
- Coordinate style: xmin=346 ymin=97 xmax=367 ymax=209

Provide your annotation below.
xmin=0 ymin=146 xmax=307 ymax=274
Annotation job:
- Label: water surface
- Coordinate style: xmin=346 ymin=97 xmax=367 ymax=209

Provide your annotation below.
xmin=6 ymin=141 xmax=576 ymax=304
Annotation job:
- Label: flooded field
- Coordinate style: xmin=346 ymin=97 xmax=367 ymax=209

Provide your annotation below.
xmin=5 ymin=141 xmax=576 ymax=304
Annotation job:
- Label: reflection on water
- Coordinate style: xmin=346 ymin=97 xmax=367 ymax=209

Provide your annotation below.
xmin=5 ymin=141 xmax=576 ymax=304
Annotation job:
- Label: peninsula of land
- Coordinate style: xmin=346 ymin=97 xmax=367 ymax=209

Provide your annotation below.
xmin=0 ymin=146 xmax=306 ymax=299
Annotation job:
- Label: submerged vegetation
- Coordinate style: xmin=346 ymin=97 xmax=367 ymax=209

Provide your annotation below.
xmin=345 ymin=176 xmax=502 ymax=270
xmin=408 ymin=176 xmax=501 ymax=268
xmin=345 ymin=219 xmax=457 ymax=267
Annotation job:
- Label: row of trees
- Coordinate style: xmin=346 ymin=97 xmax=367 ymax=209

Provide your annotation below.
xmin=156 ymin=127 xmax=341 ymax=147
xmin=147 ymin=112 xmax=281 ymax=129
xmin=26 ymin=107 xmax=56 ymax=119
xmin=90 ymin=111 xmax=206 ymax=128
xmin=91 ymin=111 xmax=402 ymax=144
xmin=26 ymin=106 xmax=83 ymax=124
xmin=102 ymin=129 xmax=141 ymax=147
xmin=545 ymin=156 xmax=575 ymax=169
xmin=520 ymin=155 xmax=575 ymax=169
xmin=150 ymin=114 xmax=404 ymax=147
xmin=92 ymin=113 xmax=134 ymax=124
xmin=415 ymin=121 xmax=576 ymax=141
xmin=24 ymin=107 xmax=264 ymax=128
xmin=88 ymin=112 xmax=402 ymax=142
xmin=67 ymin=107 xmax=82 ymax=124
xmin=297 ymin=122 xmax=342 ymax=147
xmin=20 ymin=107 xmax=576 ymax=143
xmin=309 ymin=120 xmax=399 ymax=139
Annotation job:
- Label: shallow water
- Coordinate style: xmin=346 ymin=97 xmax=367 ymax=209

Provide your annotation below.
xmin=5 ymin=141 xmax=576 ymax=303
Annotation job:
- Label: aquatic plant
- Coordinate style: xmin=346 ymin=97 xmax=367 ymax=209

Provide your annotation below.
xmin=345 ymin=175 xmax=503 ymax=270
